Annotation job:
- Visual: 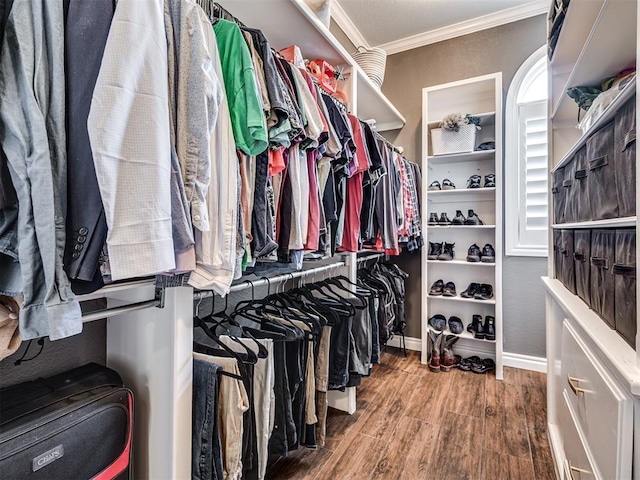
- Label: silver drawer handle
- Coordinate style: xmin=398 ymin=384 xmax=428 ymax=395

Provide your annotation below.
xmin=569 ymin=461 xmax=593 ymax=479
xmin=567 ymin=375 xmax=587 ymax=395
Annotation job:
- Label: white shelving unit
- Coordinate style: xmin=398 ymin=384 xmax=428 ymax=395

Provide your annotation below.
xmin=421 ymin=73 xmax=504 ymax=379
xmin=545 ymin=1 xmax=639 ymax=478
xmin=85 ymin=2 xmax=405 ymax=478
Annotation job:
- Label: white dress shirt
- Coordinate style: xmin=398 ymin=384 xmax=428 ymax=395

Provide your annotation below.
xmin=188 ymin=7 xmax=239 ymax=296
xmin=88 ymin=0 xmax=175 ymax=280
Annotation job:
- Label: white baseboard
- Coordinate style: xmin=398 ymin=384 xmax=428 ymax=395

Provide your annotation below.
xmin=503 ymin=352 xmax=547 ymax=372
xmin=385 ymin=335 xmax=421 ymax=351
xmin=385 ymin=336 xmax=547 ymax=373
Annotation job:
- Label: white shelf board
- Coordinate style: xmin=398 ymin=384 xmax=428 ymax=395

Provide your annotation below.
xmin=426 ymin=111 xmax=496 ymax=129
xmin=427 ymin=260 xmax=495 ymax=267
xmin=551 ymin=82 xmax=636 ymax=172
xmin=427 ymin=149 xmax=495 ymax=165
xmin=220 ymin=0 xmax=404 ymax=131
xmin=551 ymin=216 xmax=637 ymax=229
xmin=428 ymin=225 xmax=496 ymax=229
xmin=428 ymin=187 xmax=495 ymax=197
xmin=549 ymin=0 xmax=605 ymax=70
xmin=428 ymin=294 xmax=496 ymax=305
xmin=551 ymin=0 xmax=637 ymax=123
xmin=356 ymin=69 xmax=406 ymax=131
xmin=543 ymin=277 xmax=640 ymax=395
xmin=427 ymin=325 xmax=496 ymax=343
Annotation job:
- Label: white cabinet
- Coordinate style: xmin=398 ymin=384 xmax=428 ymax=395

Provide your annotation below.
xmin=545 ymin=1 xmax=640 ymax=477
xmin=420 ymin=73 xmax=504 ymax=379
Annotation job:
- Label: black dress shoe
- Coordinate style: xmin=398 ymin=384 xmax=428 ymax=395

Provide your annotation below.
xmin=484 ymin=316 xmax=496 ymax=340
xmin=429 ymin=279 xmax=445 ymax=296
xmin=467 ymin=315 xmax=485 ymax=339
xmin=460 ymin=283 xmax=480 ymax=298
xmin=442 ymin=281 xmax=456 ymax=297
xmin=474 ymin=284 xmax=494 ymax=300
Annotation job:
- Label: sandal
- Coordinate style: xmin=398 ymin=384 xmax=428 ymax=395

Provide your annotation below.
xmin=471 ymin=358 xmax=496 ymax=374
xmin=457 ymin=355 xmax=481 ymax=371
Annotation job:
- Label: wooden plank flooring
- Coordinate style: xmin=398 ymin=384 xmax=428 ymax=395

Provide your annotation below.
xmin=266 ymin=348 xmax=556 ymax=480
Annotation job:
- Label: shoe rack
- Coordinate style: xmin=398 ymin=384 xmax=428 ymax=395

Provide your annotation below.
xmin=420 ymin=73 xmax=504 ymax=380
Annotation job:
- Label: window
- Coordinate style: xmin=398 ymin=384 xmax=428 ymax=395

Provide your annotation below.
xmin=505 ymin=46 xmax=549 ymax=257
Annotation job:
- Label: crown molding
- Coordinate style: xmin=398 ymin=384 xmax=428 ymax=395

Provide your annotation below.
xmin=330 ymin=0 xmax=370 ymax=50
xmin=378 ymin=1 xmax=550 ymax=55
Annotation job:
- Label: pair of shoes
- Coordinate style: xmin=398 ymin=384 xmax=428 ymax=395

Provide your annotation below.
xmin=427 ymin=242 xmax=455 ymax=261
xmin=428 ymin=179 xmax=455 ymax=191
xmin=457 ymin=356 xmax=495 ymax=374
xmin=466 ymin=174 xmax=495 ymax=189
xmin=466 ymin=243 xmax=495 ymax=263
xmin=429 ymin=331 xmax=461 ymax=373
xmin=451 ymin=209 xmax=484 ymax=226
xmin=460 ymin=283 xmax=493 ymax=300
xmin=467 ymin=315 xmax=496 ymax=340
xmin=428 ymin=279 xmax=456 ymax=297
xmin=427 ymin=212 xmax=452 ymax=225
xmin=428 ymin=314 xmax=464 ymax=334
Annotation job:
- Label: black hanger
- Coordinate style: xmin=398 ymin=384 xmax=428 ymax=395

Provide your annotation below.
xmin=207 ymin=293 xmax=269 ymax=359
xmin=194 ymin=316 xmax=258 ymax=366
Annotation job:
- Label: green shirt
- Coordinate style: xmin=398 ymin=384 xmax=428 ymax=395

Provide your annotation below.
xmin=213 ymin=19 xmax=268 ymax=156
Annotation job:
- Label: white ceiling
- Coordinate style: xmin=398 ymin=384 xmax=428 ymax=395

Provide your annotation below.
xmin=331 ymin=0 xmax=549 ymax=54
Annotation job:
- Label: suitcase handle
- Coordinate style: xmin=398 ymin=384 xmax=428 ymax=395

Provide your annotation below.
xmin=590 ymin=257 xmax=609 ymax=269
xmin=574 ymin=169 xmax=587 ymax=180
xmin=589 ymin=155 xmax=608 ymax=170
xmin=562 ymin=179 xmax=573 ymax=187
xmin=573 ymin=253 xmax=586 ymax=262
xmin=613 ymin=264 xmax=636 ymax=277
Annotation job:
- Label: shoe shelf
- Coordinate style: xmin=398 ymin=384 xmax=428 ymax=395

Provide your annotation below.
xmin=427 ymin=187 xmax=495 ymax=197
xmin=428 ymin=225 xmax=496 ymax=229
xmin=427 ymin=326 xmax=496 ymax=343
xmin=427 ymin=260 xmax=495 ymax=267
xmin=551 ymin=216 xmax=637 ymax=229
xmin=428 ymin=294 xmax=496 ymax=305
xmin=422 ymin=73 xmax=503 ymax=380
xmin=427 ymin=149 xmax=495 ymax=165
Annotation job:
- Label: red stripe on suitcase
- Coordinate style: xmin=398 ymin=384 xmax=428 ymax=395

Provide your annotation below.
xmin=92 ymin=392 xmax=133 ymax=480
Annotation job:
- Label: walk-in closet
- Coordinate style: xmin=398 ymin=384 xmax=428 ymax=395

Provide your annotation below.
xmin=0 ymin=0 xmax=637 ymax=479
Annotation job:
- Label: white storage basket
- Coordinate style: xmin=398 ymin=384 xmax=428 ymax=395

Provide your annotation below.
xmin=352 ymin=46 xmax=387 ymax=88
xmin=430 ymin=124 xmax=477 ymax=155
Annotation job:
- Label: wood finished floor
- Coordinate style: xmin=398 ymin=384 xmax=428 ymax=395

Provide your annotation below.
xmin=266 ymin=347 xmax=556 ymax=480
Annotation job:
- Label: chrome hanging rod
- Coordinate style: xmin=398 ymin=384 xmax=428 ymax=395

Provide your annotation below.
xmin=193 ymin=261 xmax=346 ymax=301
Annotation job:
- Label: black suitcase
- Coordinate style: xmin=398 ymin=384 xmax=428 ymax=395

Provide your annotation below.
xmin=0 ymin=363 xmax=133 ymax=480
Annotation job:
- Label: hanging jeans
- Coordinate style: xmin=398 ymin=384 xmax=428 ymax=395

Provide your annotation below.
xmin=193 ymin=359 xmax=224 ymax=480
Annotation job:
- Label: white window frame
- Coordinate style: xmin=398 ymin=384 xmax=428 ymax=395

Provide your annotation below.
xmin=505 ymin=46 xmax=549 ymax=257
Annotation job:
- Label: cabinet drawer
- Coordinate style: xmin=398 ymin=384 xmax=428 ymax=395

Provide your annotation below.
xmin=560 ymin=391 xmax=597 ymax=480
xmin=561 ymin=320 xmax=633 ymax=480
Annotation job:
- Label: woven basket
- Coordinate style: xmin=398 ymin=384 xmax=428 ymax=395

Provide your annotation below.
xmin=430 ymin=124 xmax=477 ymax=155
xmin=352 ymin=46 xmax=387 ymax=88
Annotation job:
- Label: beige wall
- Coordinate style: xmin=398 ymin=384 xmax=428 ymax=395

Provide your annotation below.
xmin=349 ymin=15 xmax=548 ymax=357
